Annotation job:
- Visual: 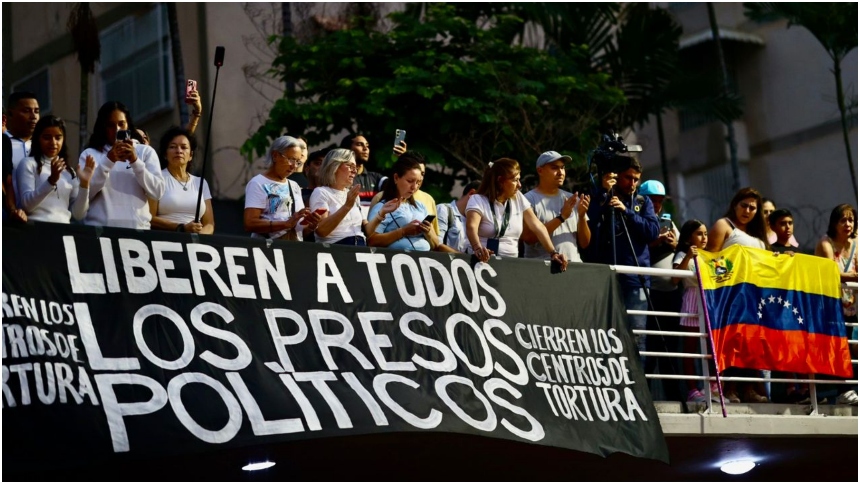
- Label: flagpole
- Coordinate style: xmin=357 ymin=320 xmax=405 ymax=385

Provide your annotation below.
xmin=693 ymin=256 xmax=728 ymax=418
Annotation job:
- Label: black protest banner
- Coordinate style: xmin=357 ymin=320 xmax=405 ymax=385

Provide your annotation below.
xmin=1 ymin=223 xmax=669 ymax=471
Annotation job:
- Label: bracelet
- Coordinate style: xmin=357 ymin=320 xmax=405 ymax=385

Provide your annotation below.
xmin=176 ymin=223 xmax=185 ymax=232
xmin=550 ymin=250 xmax=560 ymax=257
xmin=555 ymin=215 xmax=564 ymax=223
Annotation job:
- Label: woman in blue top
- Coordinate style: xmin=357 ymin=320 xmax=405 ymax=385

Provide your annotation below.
xmin=368 ymin=157 xmax=454 ymax=252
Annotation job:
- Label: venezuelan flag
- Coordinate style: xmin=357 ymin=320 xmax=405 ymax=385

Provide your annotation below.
xmin=699 ymin=245 xmax=852 ymax=378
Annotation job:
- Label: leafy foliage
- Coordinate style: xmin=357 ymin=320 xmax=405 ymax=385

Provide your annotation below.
xmin=241 ymin=4 xmax=625 ymax=191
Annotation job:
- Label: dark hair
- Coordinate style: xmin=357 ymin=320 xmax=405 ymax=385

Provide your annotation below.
xmin=826 ymin=204 xmax=858 ymax=239
xmin=87 ymin=101 xmax=137 ymax=150
xmin=399 ymin=150 xmax=426 ymax=166
xmin=132 ymin=127 xmax=149 ymax=144
xmin=676 ymin=219 xmax=706 ymax=255
xmin=477 ymin=158 xmax=520 ymax=203
xmin=308 ymin=149 xmax=327 ymax=162
xmin=29 ymin=115 xmax=74 ymax=178
xmin=339 ymin=134 xmax=366 ymax=150
xmin=7 ymin=91 xmax=38 ymax=109
xmin=762 ymin=198 xmax=775 ymax=208
xmin=380 ymin=157 xmax=423 ymax=207
xmin=461 ymin=180 xmax=481 ymax=198
xmin=157 ymin=127 xmax=198 ymax=170
xmin=609 ymin=154 xmax=642 ymax=174
xmin=724 ymin=187 xmax=768 ymax=246
xmin=768 ymin=208 xmax=793 ymax=227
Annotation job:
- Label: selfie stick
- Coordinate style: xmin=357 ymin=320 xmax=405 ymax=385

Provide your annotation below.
xmin=194 ymin=46 xmax=225 ymax=223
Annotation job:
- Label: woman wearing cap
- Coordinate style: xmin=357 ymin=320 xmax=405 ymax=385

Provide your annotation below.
xmin=466 ymin=158 xmax=568 ymax=271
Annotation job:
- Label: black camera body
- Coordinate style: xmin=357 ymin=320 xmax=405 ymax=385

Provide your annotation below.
xmin=590 ymin=132 xmax=643 ymax=177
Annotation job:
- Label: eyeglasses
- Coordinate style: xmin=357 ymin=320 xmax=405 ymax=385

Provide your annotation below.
xmin=738 ymin=202 xmax=757 ymax=212
xmin=341 ymin=162 xmax=358 ymax=173
xmin=276 ymin=152 xmax=302 ymax=165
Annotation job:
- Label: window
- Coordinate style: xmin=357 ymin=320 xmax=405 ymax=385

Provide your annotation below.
xmin=678 ymin=163 xmax=749 ymax=223
xmin=99 ymin=4 xmax=172 ymax=120
xmin=12 ymin=67 xmax=52 ymax=114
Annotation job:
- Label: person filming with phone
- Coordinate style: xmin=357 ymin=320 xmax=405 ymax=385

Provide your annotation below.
xmin=466 ymin=158 xmax=567 ymax=271
xmin=368 ymin=156 xmax=455 ymax=252
xmin=79 ymin=101 xmax=165 ymax=229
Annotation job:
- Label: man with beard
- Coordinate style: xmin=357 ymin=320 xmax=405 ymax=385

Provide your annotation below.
xmin=521 ymin=151 xmax=591 ymax=262
xmin=4 ymin=92 xmax=40 ymax=202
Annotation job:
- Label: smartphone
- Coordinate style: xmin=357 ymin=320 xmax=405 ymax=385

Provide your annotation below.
xmin=659 ymin=214 xmax=672 ymax=232
xmin=422 ymin=214 xmax=436 ymax=224
xmin=116 ymin=130 xmax=131 ymax=142
xmin=486 ymin=237 xmax=500 ymax=254
xmin=394 ymin=129 xmax=406 ymax=147
xmin=186 ymin=79 xmax=197 ymax=98
xmin=551 ymin=258 xmax=563 ymax=274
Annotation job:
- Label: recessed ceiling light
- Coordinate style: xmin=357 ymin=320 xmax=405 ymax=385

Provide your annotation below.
xmin=720 ymin=460 xmax=756 ymax=475
xmin=242 ymin=461 xmax=276 ymax=471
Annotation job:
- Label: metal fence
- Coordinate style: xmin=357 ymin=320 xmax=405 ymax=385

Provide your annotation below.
xmin=613 ymin=265 xmax=858 ymax=416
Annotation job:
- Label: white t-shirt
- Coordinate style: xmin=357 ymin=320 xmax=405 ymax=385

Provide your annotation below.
xmin=465 ymin=191 xmax=530 ymax=258
xmin=15 ymin=156 xmax=89 ymax=223
xmin=80 ymin=141 xmax=165 ymax=229
xmin=158 ymin=169 xmax=211 ymax=225
xmin=522 ymin=189 xmax=587 ymax=262
xmin=245 ymin=174 xmax=304 ymax=240
xmin=672 ymin=251 xmax=698 ymax=289
xmin=310 ymin=186 xmax=365 ymax=244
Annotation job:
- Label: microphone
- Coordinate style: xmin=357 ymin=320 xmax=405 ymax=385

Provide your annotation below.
xmin=214 ymin=46 xmax=225 ymax=67
xmin=194 ymin=46 xmax=225 ymax=223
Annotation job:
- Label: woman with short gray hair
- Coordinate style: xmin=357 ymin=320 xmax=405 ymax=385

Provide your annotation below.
xmin=244 ymin=135 xmax=321 ymax=240
xmin=310 ymin=148 xmax=392 ymax=246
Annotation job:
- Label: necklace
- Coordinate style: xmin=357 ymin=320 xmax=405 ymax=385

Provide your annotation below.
xmin=173 ymin=172 xmax=191 ymax=191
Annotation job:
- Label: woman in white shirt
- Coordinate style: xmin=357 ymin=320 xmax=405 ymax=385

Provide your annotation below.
xmin=79 ymin=101 xmax=165 ymax=229
xmin=466 ymin=158 xmax=567 ymax=271
xmin=15 ymin=115 xmax=94 ymax=223
xmin=244 ymin=136 xmax=320 ymax=240
xmin=310 ymin=148 xmax=387 ymax=246
xmin=148 ymin=127 xmax=214 ymax=234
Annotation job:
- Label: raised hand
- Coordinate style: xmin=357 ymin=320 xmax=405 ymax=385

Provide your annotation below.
xmin=560 ymin=193 xmax=577 ymax=220
xmin=577 ymin=193 xmax=590 ymax=217
xmin=602 ymin=172 xmax=617 ymax=191
xmin=77 ymin=155 xmax=96 ymax=188
xmin=381 ymin=197 xmax=401 ymax=215
xmin=687 ymin=246 xmax=699 ymax=258
xmin=346 ymin=184 xmax=361 ymax=206
xmin=48 ymin=157 xmax=66 ymax=186
xmin=393 ymin=140 xmax=408 ymax=157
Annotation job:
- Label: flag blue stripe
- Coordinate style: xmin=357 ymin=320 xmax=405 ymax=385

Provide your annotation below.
xmin=705 ymin=283 xmax=846 ymax=338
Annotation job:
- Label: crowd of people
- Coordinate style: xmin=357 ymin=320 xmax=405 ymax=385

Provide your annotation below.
xmin=2 ymin=91 xmax=857 ymax=406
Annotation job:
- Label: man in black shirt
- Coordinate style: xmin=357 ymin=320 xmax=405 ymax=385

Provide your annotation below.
xmin=340 ymin=134 xmax=382 ymax=203
xmin=2 ymin=111 xmax=26 ymax=222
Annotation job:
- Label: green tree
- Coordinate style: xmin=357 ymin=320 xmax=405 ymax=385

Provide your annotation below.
xmin=745 ymin=2 xmax=858 ymax=196
xmin=241 ymin=4 xmax=624 ymax=195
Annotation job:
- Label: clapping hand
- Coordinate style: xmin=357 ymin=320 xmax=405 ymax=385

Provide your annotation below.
xmin=576 ymin=193 xmax=590 ymax=217
xmin=346 ymin=184 xmax=361 ymax=206
xmin=48 ymin=157 xmax=66 ymax=186
xmin=77 ymin=155 xmax=96 ymax=188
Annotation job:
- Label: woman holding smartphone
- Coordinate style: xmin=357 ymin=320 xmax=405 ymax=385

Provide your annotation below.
xmin=244 ymin=135 xmax=320 ymax=240
xmin=466 ymin=158 xmax=567 ymax=270
xmin=79 ymin=101 xmax=165 ymax=229
xmin=367 ymin=157 xmax=453 ymax=252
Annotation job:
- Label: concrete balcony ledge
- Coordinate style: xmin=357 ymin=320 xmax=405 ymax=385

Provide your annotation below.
xmin=654 ymin=401 xmax=858 ymax=436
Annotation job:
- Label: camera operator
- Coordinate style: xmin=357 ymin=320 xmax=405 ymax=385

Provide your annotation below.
xmin=585 ymin=154 xmax=659 ymax=361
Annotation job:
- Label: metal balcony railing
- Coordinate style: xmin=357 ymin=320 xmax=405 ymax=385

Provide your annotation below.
xmin=612 ymin=265 xmax=858 ymax=417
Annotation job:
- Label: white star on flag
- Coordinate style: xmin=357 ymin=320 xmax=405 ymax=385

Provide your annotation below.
xmin=760 ymin=298 xmax=766 ymax=306
xmin=783 ymin=300 xmax=791 ymax=308
xmin=768 ymin=295 xmax=776 ymax=303
xmin=777 ymin=296 xmax=783 ymax=304
xmin=797 ymin=316 xmax=804 ymax=325
xmin=757 ymin=311 xmax=763 ymax=319
xmin=793 ymin=307 xmax=799 ymax=315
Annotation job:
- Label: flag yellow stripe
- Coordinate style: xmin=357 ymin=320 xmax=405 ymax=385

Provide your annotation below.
xmin=697 ymin=245 xmax=842 ymax=298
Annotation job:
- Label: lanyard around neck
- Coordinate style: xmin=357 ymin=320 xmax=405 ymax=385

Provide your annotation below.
xmin=492 ymin=198 xmax=511 ymax=238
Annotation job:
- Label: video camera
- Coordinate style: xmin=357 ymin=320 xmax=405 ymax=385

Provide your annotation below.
xmin=588 ymin=132 xmax=643 ymax=178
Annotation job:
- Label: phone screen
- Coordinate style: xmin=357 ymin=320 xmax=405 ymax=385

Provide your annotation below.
xmin=659 ymin=218 xmax=672 ymax=231
xmin=116 ymin=130 xmax=130 ymax=142
xmin=423 ymin=214 xmax=436 ymax=224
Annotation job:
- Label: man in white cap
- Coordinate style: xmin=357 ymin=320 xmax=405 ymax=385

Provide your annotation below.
xmin=521 ymin=151 xmax=591 ymax=262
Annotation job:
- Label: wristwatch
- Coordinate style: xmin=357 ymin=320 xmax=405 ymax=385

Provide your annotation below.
xmin=550 ymin=250 xmax=560 ymax=257
xmin=555 ymin=215 xmax=565 ymax=223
